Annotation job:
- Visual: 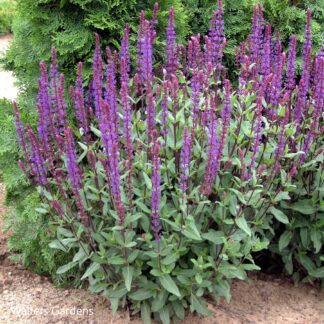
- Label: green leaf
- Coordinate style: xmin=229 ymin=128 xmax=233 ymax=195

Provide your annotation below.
xmin=270 ymin=207 xmax=289 ymax=224
xmin=141 ymin=302 xmax=152 ymax=324
xmin=159 ymin=306 xmax=170 ymax=324
xmin=109 ymin=298 xmax=119 ymax=314
xmin=274 ymin=191 xmax=290 ymax=202
xmin=81 ymin=262 xmax=100 ymax=280
xmin=190 ymin=293 xmax=212 ymax=316
xmin=135 ymin=200 xmax=151 ymax=214
xmin=291 ymin=200 xmax=316 ymax=215
xmin=214 ymin=280 xmax=231 ymax=303
xmin=310 ymin=229 xmax=322 ymax=253
xmin=57 ymin=228 xmax=74 ymax=238
xmin=122 ymin=266 xmax=134 ymax=291
xmin=229 ymin=188 xmax=246 ymax=204
xmin=35 ymin=207 xmax=48 ymax=215
xmin=300 ymin=228 xmax=309 ymax=248
xmin=309 ymin=267 xmax=324 ymax=278
xmin=159 ymin=275 xmax=181 ymax=297
xmin=56 ymin=261 xmax=77 ymax=274
xmin=183 ymin=220 xmax=202 ymax=241
xmin=105 ymin=287 xmax=128 ymax=299
xmin=298 ymin=255 xmax=315 ymax=273
xmin=49 ymin=240 xmax=68 ymax=252
xmin=172 ymin=301 xmax=185 ymax=320
xmin=129 ymin=289 xmax=153 ymax=301
xmin=202 ymin=230 xmax=225 ymax=245
xmin=279 ymin=231 xmax=293 ymax=251
xmin=235 ymin=216 xmax=251 ymax=236
xmin=143 ymin=172 xmax=152 ymax=190
xmin=152 ymin=290 xmax=168 ymax=312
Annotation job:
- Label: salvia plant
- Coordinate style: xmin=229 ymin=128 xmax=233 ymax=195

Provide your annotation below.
xmin=14 ymin=1 xmax=323 ymax=322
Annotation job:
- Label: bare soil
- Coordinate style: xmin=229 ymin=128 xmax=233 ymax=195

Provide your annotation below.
xmin=0 ymin=35 xmax=323 ymax=324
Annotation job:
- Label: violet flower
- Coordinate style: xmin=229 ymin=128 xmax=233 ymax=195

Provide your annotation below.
xmin=37 ymin=61 xmax=53 ymax=155
xmin=120 ymin=23 xmax=130 ymax=83
xmin=285 ymin=35 xmax=297 ymax=92
xmin=165 ymin=7 xmax=178 ymax=77
xmin=13 ymin=102 xmax=27 ymax=156
xmin=27 ymin=125 xmax=48 ymax=186
xmin=269 ymin=53 xmax=286 ymax=120
xmin=92 ymin=34 xmax=103 ymax=119
xmin=301 ymin=57 xmax=324 ymax=162
xmin=261 ymin=23 xmax=271 ymax=77
xmin=161 ymin=76 xmax=169 ymax=140
xmin=56 ymin=73 xmax=68 ymax=132
xmin=247 ymin=96 xmax=263 ymax=178
xmin=105 ymin=47 xmax=119 ymax=138
xmin=64 ymin=128 xmax=82 ymax=193
xmin=215 ymin=79 xmax=231 ymax=170
xmin=151 ymin=141 xmax=162 ymax=241
xmin=294 ymin=10 xmax=312 ymax=128
xmin=200 ymin=95 xmax=218 ymax=196
xmin=208 ymin=0 xmax=225 ymax=67
xmin=180 ymin=127 xmax=191 ymax=196
xmin=74 ymin=62 xmax=89 ymax=136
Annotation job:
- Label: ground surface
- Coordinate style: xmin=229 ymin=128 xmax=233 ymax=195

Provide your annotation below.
xmin=0 ymin=35 xmax=324 ymax=324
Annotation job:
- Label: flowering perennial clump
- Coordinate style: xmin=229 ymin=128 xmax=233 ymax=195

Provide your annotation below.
xmin=14 ymin=3 xmax=323 ymax=322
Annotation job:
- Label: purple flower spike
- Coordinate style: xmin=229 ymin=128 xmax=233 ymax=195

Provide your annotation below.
xmin=294 ymin=9 xmax=312 ymax=128
xmin=285 ymin=35 xmax=297 ymax=92
xmin=105 ymin=47 xmax=119 ymax=138
xmin=249 ymin=4 xmax=263 ymax=76
xmin=146 ymin=85 xmax=156 ymax=148
xmin=200 ymin=95 xmax=218 ymax=196
xmin=13 ymin=102 xmax=27 ymax=156
xmin=92 ymin=33 xmax=103 ymax=119
xmin=151 ymin=141 xmax=162 ymax=241
xmin=56 ymin=73 xmax=67 ymax=132
xmin=261 ymin=23 xmax=271 ymax=77
xmin=180 ymin=127 xmax=191 ymax=196
xmin=74 ymin=62 xmax=89 ymax=136
xmin=37 ymin=61 xmax=53 ymax=156
xmin=269 ymin=53 xmax=286 ymax=120
xmin=215 ymin=79 xmax=231 ymax=169
xmin=161 ymin=76 xmax=169 ymax=140
xmin=190 ymin=69 xmax=203 ymax=130
xmin=166 ymin=7 xmax=178 ymax=77
xmin=209 ymin=0 xmax=225 ymax=67
xmin=247 ymin=96 xmax=263 ymax=178
xmin=27 ymin=125 xmax=48 ymax=186
xmin=64 ymin=128 xmax=82 ymax=193
xmin=121 ymin=23 xmax=130 ymax=83
xmin=64 ymin=128 xmax=90 ymax=224
xmin=301 ymin=57 xmax=324 ymax=162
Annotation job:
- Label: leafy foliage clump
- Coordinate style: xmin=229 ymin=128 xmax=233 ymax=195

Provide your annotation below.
xmin=0 ymin=99 xmax=79 ymax=286
xmin=0 ymin=0 xmax=16 ymax=34
xmin=11 ymin=2 xmax=323 ymax=322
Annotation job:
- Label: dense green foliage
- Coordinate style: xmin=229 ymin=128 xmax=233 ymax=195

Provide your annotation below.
xmin=4 ymin=0 xmax=324 ymax=95
xmin=266 ymin=156 xmax=324 ymax=284
xmin=0 ymin=0 xmax=15 ymax=34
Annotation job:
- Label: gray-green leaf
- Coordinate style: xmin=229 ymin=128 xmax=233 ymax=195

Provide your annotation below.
xmin=270 ymin=207 xmax=289 ymax=224
xmin=159 ymin=275 xmax=181 ymax=297
xmin=122 ymin=266 xmax=134 ymax=291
